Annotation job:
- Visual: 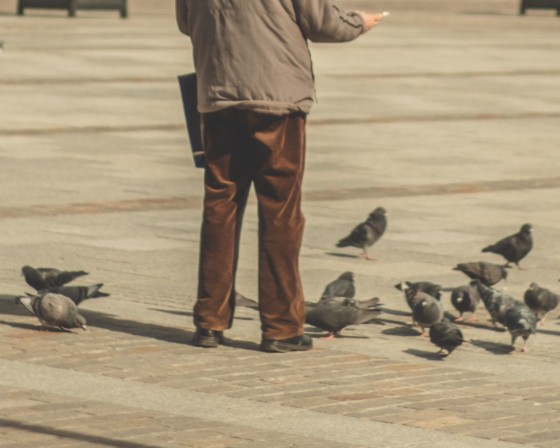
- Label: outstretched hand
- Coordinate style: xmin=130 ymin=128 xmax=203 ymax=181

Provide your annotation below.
xmin=355 ymin=11 xmax=386 ymax=33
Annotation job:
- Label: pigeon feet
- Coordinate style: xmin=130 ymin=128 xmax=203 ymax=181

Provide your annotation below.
xmin=322 ymin=333 xmax=336 ymax=340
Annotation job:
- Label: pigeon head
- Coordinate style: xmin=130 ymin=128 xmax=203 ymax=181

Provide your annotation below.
xmin=21 ymin=265 xmax=34 ymax=276
xmin=394 ymin=281 xmax=410 ymax=292
xmin=339 ymin=271 xmax=354 ymax=281
xmin=520 ymin=223 xmax=532 ymax=234
xmin=76 ymin=315 xmax=87 ymax=331
xmin=370 ymin=207 xmax=386 ymax=217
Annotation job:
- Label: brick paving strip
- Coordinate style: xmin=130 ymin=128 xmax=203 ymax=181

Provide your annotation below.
xmin=0 ymin=356 xmax=525 ymax=448
xmin=1 ymin=303 xmax=559 ymax=448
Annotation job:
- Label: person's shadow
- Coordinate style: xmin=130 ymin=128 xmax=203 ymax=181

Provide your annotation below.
xmin=0 ymin=294 xmax=260 ymax=351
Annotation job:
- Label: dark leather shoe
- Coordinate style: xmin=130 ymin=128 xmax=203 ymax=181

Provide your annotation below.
xmin=193 ymin=329 xmax=225 ymax=348
xmin=260 ymin=334 xmax=313 ymax=353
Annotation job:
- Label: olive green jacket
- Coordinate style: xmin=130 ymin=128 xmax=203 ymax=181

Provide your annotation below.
xmin=176 ymin=0 xmax=364 ymax=115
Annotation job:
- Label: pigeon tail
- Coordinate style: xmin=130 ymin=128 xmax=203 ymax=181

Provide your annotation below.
xmin=336 ymin=236 xmax=353 ymax=248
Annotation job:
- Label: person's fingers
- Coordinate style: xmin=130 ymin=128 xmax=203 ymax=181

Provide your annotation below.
xmin=355 ymin=11 xmax=385 ymax=32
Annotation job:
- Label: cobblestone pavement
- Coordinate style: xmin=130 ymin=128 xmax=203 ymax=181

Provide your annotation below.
xmin=1 ymin=1 xmax=560 ymax=447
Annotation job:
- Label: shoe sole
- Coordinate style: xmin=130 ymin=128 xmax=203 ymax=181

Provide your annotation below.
xmin=260 ymin=342 xmax=313 ymax=353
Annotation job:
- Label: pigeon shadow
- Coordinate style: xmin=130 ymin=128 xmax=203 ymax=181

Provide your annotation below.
xmin=148 ymin=307 xmax=254 ymax=321
xmin=455 ymin=319 xmax=508 ymax=333
xmin=325 ymin=252 xmax=360 ymax=259
xmin=0 ymin=320 xmax=49 ymax=332
xmin=470 ymin=339 xmax=514 ymax=355
xmin=304 ymin=326 xmax=370 ymax=339
xmin=0 ymin=294 xmax=30 ymax=316
xmin=404 ymin=348 xmax=446 ymax=361
xmin=382 ymin=325 xmax=421 ymax=337
xmin=0 ymin=417 xmax=163 ymax=448
xmin=378 ymin=308 xmax=410 ymax=317
xmin=536 ymin=328 xmax=560 ymax=337
xmin=374 ymin=317 xmax=407 ymax=326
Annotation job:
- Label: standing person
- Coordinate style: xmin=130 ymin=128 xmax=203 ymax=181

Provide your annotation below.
xmin=176 ymin=0 xmax=385 ymax=352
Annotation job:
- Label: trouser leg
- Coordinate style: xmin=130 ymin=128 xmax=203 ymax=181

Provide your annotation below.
xmin=251 ymin=113 xmax=307 ymax=340
xmin=194 ymin=110 xmax=252 ymax=331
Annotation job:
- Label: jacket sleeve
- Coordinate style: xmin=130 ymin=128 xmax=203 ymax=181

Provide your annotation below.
xmin=292 ymin=0 xmax=364 ymax=43
xmin=175 ymin=0 xmax=189 ymax=36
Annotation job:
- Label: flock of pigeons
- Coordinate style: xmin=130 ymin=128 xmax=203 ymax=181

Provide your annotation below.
xmin=14 ymin=266 xmax=109 ymax=331
xmin=12 ymin=208 xmax=559 ymax=359
xmin=240 ymin=207 xmax=559 ymax=357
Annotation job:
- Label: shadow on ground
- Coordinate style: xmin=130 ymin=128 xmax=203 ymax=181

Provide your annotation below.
xmin=470 ymin=339 xmax=514 ymax=355
xmin=382 ymin=325 xmax=421 ymax=337
xmin=149 ymin=307 xmax=254 ymax=321
xmin=404 ymin=348 xmax=446 ymax=361
xmin=0 ymin=417 xmax=163 ymax=448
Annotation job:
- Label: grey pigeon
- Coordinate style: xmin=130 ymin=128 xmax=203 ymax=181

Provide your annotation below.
xmin=523 ymin=282 xmax=559 ymax=324
xmin=45 ymin=283 xmax=110 ymax=306
xmin=429 ymin=318 xmax=465 ymax=357
xmin=445 ymin=281 xmax=481 ymax=322
xmin=394 ymin=281 xmax=443 ymax=301
xmin=235 ymin=291 xmax=381 ymax=312
xmin=475 ymin=281 xmax=517 ymax=328
xmin=16 ymin=292 xmax=87 ymax=331
xmin=321 ymin=295 xmax=381 ymax=309
xmin=21 ymin=265 xmax=88 ymax=291
xmin=482 ymin=223 xmax=533 ymax=268
xmin=412 ymin=296 xmax=443 ymax=336
xmin=399 ymin=282 xmax=443 ymax=335
xmin=336 ymin=207 xmax=387 ymax=260
xmin=305 ymin=299 xmax=382 ymax=338
xmin=453 ymin=261 xmax=508 ymax=286
xmin=396 ymin=281 xmax=427 ymax=312
xmin=505 ymin=303 xmax=537 ymax=352
xmin=320 ymin=271 xmax=355 ymax=301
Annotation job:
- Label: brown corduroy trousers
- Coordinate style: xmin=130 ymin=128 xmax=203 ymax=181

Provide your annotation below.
xmin=194 ymin=108 xmax=307 ymax=341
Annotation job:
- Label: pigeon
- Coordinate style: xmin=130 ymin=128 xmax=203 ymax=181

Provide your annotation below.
xmin=235 ymin=291 xmax=381 ymax=312
xmin=523 ymin=282 xmax=559 ymax=324
xmin=429 ymin=318 xmax=465 ymax=357
xmin=305 ymin=299 xmax=382 ymax=338
xmin=43 ymin=283 xmax=110 ymax=306
xmin=482 ymin=224 xmax=533 ymax=269
xmin=399 ymin=282 xmax=443 ymax=335
xmin=16 ymin=292 xmax=87 ymax=331
xmin=320 ymin=271 xmax=355 ymax=301
xmin=505 ymin=303 xmax=537 ymax=352
xmin=475 ymin=281 xmax=517 ymax=328
xmin=321 ymin=295 xmax=381 ymax=309
xmin=21 ymin=265 xmax=89 ymax=291
xmin=453 ymin=261 xmax=508 ymax=286
xmin=394 ymin=281 xmax=443 ymax=301
xmin=336 ymin=207 xmax=387 ymax=260
xmin=445 ymin=281 xmax=481 ymax=322
xmin=412 ymin=296 xmax=443 ymax=336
